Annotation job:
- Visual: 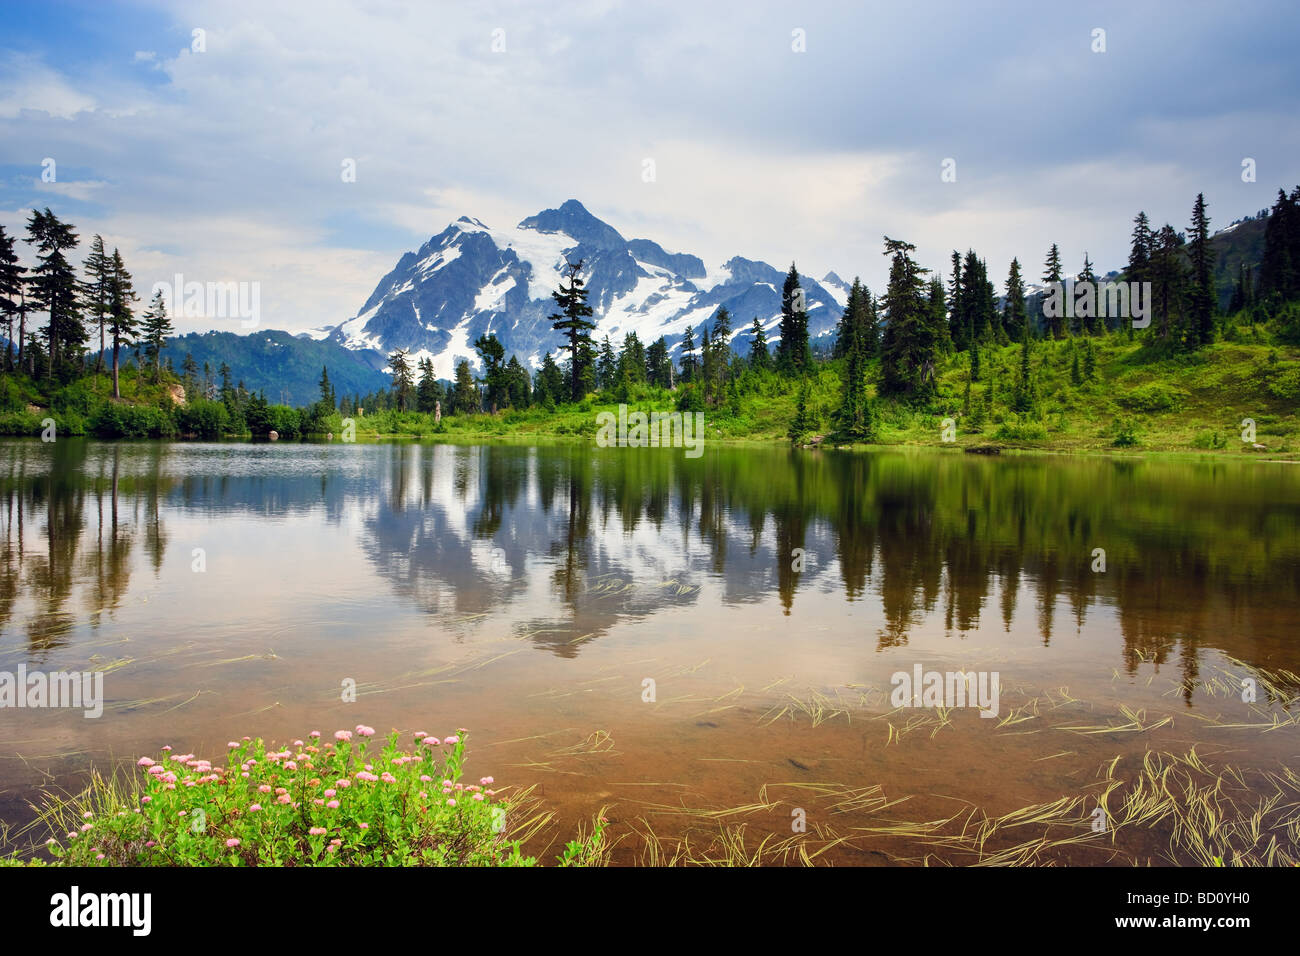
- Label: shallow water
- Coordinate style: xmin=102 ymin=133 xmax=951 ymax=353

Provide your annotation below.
xmin=2 ymin=439 xmax=1298 ymax=864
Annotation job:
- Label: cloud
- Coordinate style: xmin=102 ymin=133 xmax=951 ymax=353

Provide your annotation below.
xmin=0 ymin=0 xmax=1296 ymax=334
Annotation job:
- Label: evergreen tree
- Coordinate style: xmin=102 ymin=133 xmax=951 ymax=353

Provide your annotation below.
xmin=416 ymin=356 xmax=441 ymax=413
xmin=832 ymin=280 xmax=876 ymax=442
xmin=1187 ymin=192 xmax=1215 ymax=348
xmin=473 ymin=333 xmax=508 ymax=410
xmin=140 ymin=289 xmax=173 ymax=382
xmin=106 ymin=249 xmax=137 ymax=399
xmin=711 ymin=306 xmax=732 ymax=396
xmin=680 ymin=325 xmax=698 ymax=382
xmin=82 ymin=234 xmax=112 ymax=374
xmin=645 ymin=336 xmax=672 ymax=388
xmin=1128 ymin=212 xmax=1153 ymax=288
xmin=749 ymin=318 xmax=769 ymax=370
xmin=878 ymin=237 xmax=938 ymax=400
xmin=318 ymin=365 xmax=335 ymax=409
xmin=181 ymin=352 xmax=199 ymax=398
xmin=388 ymin=348 xmax=414 ymax=411
xmin=548 ymin=258 xmax=595 ymax=402
xmin=1003 ymin=258 xmax=1027 ymax=341
xmin=618 ymin=331 xmax=647 ymax=386
xmin=1149 ymin=224 xmax=1187 ymax=343
xmin=1077 ymin=253 xmax=1097 ymax=335
xmin=0 ymin=225 xmax=26 ymax=371
xmin=505 ymin=356 xmax=531 ymax=408
xmin=597 ymin=335 xmax=618 ymax=390
xmin=25 ymin=207 xmax=84 ymax=376
xmin=1259 ymin=187 xmax=1299 ymax=302
xmin=534 ymin=352 xmax=565 ymax=408
xmin=1042 ymin=243 xmax=1064 ymax=338
xmin=451 ymin=358 xmax=478 ymax=413
xmin=776 ymin=263 xmax=812 ymax=374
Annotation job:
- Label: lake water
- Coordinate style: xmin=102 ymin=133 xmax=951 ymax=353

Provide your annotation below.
xmin=2 ymin=438 xmax=1298 ymax=865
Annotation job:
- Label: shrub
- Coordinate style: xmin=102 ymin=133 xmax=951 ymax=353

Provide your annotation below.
xmin=1117 ymin=383 xmax=1185 ymax=413
xmin=175 ymin=399 xmax=231 ymax=438
xmin=991 ymin=419 xmax=1048 ymax=442
xmin=89 ymin=402 xmax=176 ymax=438
xmin=1111 ymin=416 xmax=1140 ymax=447
xmin=24 ymin=728 xmax=607 ymax=867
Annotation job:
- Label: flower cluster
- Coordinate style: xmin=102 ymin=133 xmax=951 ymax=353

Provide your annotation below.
xmin=45 ymin=725 xmax=533 ymax=867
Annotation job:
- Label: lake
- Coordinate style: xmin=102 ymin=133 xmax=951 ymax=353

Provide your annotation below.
xmin=2 ymin=438 xmax=1298 ymax=865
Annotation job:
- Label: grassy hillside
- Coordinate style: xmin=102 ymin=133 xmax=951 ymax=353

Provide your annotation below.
xmin=342 ymin=332 xmax=1300 ymax=459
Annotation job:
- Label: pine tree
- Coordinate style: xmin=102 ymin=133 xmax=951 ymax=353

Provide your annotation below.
xmin=1127 ymin=210 xmax=1153 ymax=318
xmin=711 ymin=306 xmax=732 ymax=398
xmin=878 ymin=237 xmax=938 ymax=400
xmin=1082 ymin=337 xmax=1097 ymax=381
xmin=646 ymin=337 xmax=672 ymax=388
xmin=776 ymin=263 xmax=812 ymax=374
xmin=681 ymin=325 xmax=697 ymax=382
xmin=1077 ymin=253 xmax=1097 ymax=335
xmin=473 ymin=333 xmax=508 ymax=410
xmin=597 ymin=335 xmax=618 ymax=390
xmin=81 ymin=234 xmax=113 ymax=375
xmin=1150 ymin=224 xmax=1187 ymax=343
xmin=140 ymin=289 xmax=173 ymax=382
xmin=505 ymin=356 xmax=531 ymax=408
xmin=548 ymin=259 xmax=595 ymax=402
xmin=416 ymin=356 xmax=441 ymax=413
xmin=389 ymin=348 xmax=414 ymax=411
xmin=534 ymin=352 xmax=564 ymax=408
xmin=106 ymin=249 xmax=137 ymax=399
xmin=1042 ymin=243 xmax=1064 ymax=338
xmin=452 ymin=358 xmax=478 ymax=413
xmin=1259 ymin=188 xmax=1299 ymax=302
xmin=0 ymin=225 xmax=26 ymax=372
xmin=749 ymin=318 xmax=769 ymax=370
xmin=1187 ymin=192 xmax=1215 ymax=348
xmin=832 ymin=277 xmax=877 ymax=442
xmin=318 ymin=366 xmax=335 ymax=409
xmin=1003 ymin=258 xmax=1027 ymax=341
xmin=25 ymin=207 xmax=84 ymax=376
xmin=181 ymin=352 xmax=199 ymax=398
xmin=1012 ymin=319 xmax=1037 ymax=413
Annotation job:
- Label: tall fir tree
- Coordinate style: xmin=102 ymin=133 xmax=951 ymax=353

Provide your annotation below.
xmin=1003 ymin=257 xmax=1027 ymax=341
xmin=140 ymin=289 xmax=173 ymax=383
xmin=878 ymin=237 xmax=938 ymax=400
xmin=1042 ymin=243 xmax=1064 ymax=339
xmin=106 ymin=249 xmax=137 ymax=398
xmin=776 ymin=263 xmax=812 ymax=374
xmin=748 ymin=318 xmax=769 ymax=370
xmin=548 ymin=258 xmax=595 ymax=402
xmin=1187 ymin=192 xmax=1215 ymax=347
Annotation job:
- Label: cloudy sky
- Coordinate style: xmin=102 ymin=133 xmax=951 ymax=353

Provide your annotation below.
xmin=2 ymin=0 xmax=1297 ymax=334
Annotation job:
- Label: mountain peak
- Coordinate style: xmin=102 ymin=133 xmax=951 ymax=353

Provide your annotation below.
xmin=518 ymin=200 xmax=626 ymax=251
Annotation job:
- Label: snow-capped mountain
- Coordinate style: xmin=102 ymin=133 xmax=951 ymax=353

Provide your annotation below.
xmin=298 ymin=200 xmax=845 ymax=377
